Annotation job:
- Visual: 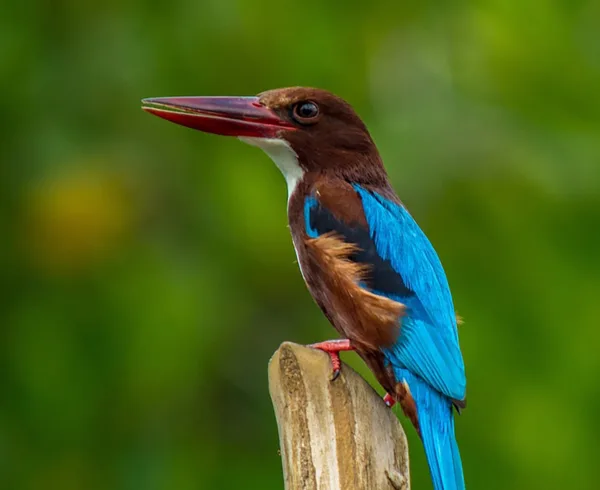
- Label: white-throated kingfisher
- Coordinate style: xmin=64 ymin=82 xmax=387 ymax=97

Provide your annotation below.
xmin=142 ymin=88 xmax=467 ymax=490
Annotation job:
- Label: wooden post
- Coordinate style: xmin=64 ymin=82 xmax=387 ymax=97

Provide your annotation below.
xmin=268 ymin=342 xmax=410 ymax=490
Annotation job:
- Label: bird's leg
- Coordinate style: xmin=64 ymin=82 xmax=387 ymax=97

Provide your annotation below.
xmin=383 ymin=393 xmax=397 ymax=408
xmin=308 ymin=339 xmax=354 ymax=381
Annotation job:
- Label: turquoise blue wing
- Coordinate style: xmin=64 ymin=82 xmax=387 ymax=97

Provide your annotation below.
xmin=352 ymin=185 xmax=466 ymax=401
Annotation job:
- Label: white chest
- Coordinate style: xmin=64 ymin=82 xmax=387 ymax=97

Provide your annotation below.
xmin=239 ymin=136 xmax=307 ymax=279
xmin=238 ymin=137 xmax=304 ymax=202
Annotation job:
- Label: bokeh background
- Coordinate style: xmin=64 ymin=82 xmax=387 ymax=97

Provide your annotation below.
xmin=2 ymin=0 xmax=600 ymax=489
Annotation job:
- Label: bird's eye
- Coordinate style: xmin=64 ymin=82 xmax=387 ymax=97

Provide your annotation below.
xmin=292 ymin=101 xmax=320 ymax=124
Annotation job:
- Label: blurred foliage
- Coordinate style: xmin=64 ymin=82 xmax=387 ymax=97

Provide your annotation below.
xmin=1 ymin=0 xmax=599 ymax=489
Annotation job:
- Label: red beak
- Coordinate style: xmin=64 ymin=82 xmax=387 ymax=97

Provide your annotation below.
xmin=141 ymin=96 xmax=295 ymax=138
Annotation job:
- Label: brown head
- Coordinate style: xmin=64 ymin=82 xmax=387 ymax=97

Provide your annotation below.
xmin=142 ymin=87 xmax=389 ymax=194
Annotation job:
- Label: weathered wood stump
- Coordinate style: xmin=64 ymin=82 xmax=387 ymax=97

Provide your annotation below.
xmin=269 ymin=342 xmax=410 ymax=490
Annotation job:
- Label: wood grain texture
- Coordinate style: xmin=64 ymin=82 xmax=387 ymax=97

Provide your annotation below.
xmin=269 ymin=342 xmax=410 ymax=490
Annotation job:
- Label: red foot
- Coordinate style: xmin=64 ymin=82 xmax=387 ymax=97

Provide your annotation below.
xmin=308 ymin=339 xmax=354 ymax=381
xmin=383 ymin=393 xmax=396 ymax=408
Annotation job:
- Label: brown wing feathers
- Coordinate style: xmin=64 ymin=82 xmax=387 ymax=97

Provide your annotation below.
xmin=304 ymin=180 xmax=405 ymax=350
xmin=306 ymin=232 xmax=404 ymax=349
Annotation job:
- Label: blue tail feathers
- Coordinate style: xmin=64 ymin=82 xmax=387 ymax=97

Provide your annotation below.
xmin=398 ymin=370 xmax=465 ymax=490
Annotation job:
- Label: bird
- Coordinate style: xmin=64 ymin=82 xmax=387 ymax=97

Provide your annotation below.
xmin=142 ymin=87 xmax=467 ymax=490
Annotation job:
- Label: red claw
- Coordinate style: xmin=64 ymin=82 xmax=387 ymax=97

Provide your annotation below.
xmin=383 ymin=393 xmax=396 ymax=408
xmin=308 ymin=339 xmax=354 ymax=381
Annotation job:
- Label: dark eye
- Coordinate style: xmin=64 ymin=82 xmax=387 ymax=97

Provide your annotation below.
xmin=292 ymin=101 xmax=320 ymax=123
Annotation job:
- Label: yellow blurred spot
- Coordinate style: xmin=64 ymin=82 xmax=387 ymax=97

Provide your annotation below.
xmin=23 ymin=169 xmax=133 ymax=275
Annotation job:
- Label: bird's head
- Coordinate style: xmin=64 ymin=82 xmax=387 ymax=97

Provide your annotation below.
xmin=142 ymin=87 xmax=387 ymax=190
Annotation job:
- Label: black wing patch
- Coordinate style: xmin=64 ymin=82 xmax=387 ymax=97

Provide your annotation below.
xmin=308 ymin=200 xmax=415 ymax=298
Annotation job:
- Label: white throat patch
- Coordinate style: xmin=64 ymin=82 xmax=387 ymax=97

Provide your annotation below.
xmin=239 ymin=137 xmax=304 ymax=201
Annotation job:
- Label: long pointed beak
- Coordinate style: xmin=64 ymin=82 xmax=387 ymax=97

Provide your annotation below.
xmin=141 ymin=96 xmax=295 ymax=138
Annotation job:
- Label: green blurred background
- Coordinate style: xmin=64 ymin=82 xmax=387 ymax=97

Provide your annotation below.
xmin=2 ymin=0 xmax=600 ymax=489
